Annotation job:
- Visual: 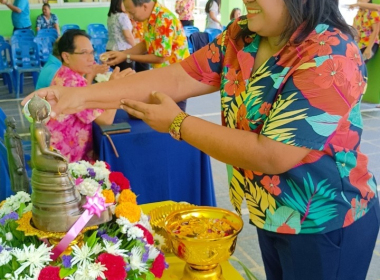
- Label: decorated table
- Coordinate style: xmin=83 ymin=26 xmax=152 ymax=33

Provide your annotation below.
xmin=141 ymin=201 xmax=245 ymax=280
xmin=93 ymin=110 xmax=216 ymax=206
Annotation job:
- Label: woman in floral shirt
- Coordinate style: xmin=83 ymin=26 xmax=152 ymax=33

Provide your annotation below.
xmin=175 ymin=0 xmax=195 ymax=27
xmin=352 ymin=0 xmax=380 ymax=61
xmin=47 ymin=29 xmax=117 ymax=163
xmin=25 ymin=0 xmax=380 ymax=279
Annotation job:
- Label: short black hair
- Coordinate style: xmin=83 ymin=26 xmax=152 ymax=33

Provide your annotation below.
xmin=131 ymin=0 xmax=151 ymax=7
xmin=239 ymin=0 xmax=354 ymax=45
xmin=42 ymin=3 xmax=50 ymax=9
xmin=205 ymin=0 xmax=220 ymax=14
xmin=108 ymin=0 xmax=124 ymax=16
xmin=57 ymin=29 xmax=91 ymax=59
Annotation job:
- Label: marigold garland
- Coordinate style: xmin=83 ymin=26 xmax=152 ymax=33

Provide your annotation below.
xmin=118 ymin=189 xmax=137 ymax=204
xmin=102 ymin=189 xmax=115 ymax=204
xmin=115 ymin=202 xmax=141 ymax=222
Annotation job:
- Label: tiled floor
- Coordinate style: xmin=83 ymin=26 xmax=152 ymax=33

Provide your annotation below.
xmin=1 ymin=77 xmax=380 ymax=279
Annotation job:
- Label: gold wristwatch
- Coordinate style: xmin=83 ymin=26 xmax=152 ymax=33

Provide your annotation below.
xmin=169 ymin=112 xmax=189 ymax=141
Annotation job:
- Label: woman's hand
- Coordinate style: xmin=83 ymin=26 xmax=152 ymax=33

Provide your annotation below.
xmin=363 ymin=47 xmax=373 ymax=60
xmin=109 ymin=66 xmax=135 ymax=81
xmin=120 ymin=91 xmax=182 ymax=133
xmin=105 ymin=51 xmax=127 ymax=66
xmin=21 ymin=86 xmax=85 ymax=118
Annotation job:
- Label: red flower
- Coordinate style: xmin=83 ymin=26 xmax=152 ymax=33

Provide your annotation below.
xmin=135 ymin=224 xmax=154 ymax=245
xmin=260 ymin=175 xmax=281 ymax=196
xmin=244 ymin=169 xmax=263 ymax=180
xmin=105 ymin=162 xmax=111 ymax=170
xmin=259 ymin=102 xmax=271 ymax=116
xmin=311 ymin=33 xmax=340 ymax=56
xmin=150 ymin=253 xmax=166 ymax=278
xmin=346 ymin=42 xmax=363 ymax=66
xmin=96 ymin=253 xmax=127 ymax=280
xmin=351 ymin=71 xmax=366 ymax=99
xmin=206 ymin=43 xmax=220 ymax=63
xmin=109 ymin=172 xmax=130 ymax=190
xmin=225 ymin=68 xmax=245 ymax=97
xmin=38 ymin=266 xmax=62 ymax=280
xmin=236 ymin=104 xmax=250 ymax=131
xmin=314 ymin=57 xmax=346 ymax=89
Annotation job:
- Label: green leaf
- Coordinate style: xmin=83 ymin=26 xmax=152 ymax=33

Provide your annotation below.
xmin=85 ymin=230 xmax=99 ymax=248
xmin=305 ymin=113 xmax=341 ymax=137
xmin=229 ymin=256 xmax=259 ymax=280
xmin=17 ymin=203 xmax=26 ymax=216
xmin=145 ymin=271 xmax=155 ymax=280
xmin=59 ymin=267 xmax=77 ymax=278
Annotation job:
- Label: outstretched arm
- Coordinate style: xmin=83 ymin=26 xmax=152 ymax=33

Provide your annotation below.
xmin=21 ymin=63 xmax=217 ymax=117
xmin=348 ymin=3 xmax=380 ymax=11
xmin=1 ymin=0 xmax=21 ymax=13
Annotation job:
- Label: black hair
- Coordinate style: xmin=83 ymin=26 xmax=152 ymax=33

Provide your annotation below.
xmin=239 ymin=0 xmax=354 ymax=45
xmin=57 ymin=29 xmax=91 ymax=59
xmin=108 ymin=0 xmax=124 ymax=16
xmin=131 ymin=0 xmax=151 ymax=7
xmin=42 ymin=3 xmax=50 ymax=9
xmin=230 ymin=8 xmax=241 ymax=21
xmin=205 ymin=0 xmax=220 ymax=14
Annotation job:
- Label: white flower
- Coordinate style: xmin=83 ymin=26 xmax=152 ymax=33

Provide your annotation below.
xmin=0 ymin=192 xmax=31 ymax=217
xmin=12 ymin=243 xmax=52 ymax=277
xmin=127 ymin=226 xmax=144 ymax=241
xmin=77 ymin=178 xmax=99 ymax=196
xmin=69 ymin=162 xmax=89 ymax=177
xmin=116 ymin=216 xmax=134 ymax=234
xmin=138 ymin=213 xmax=152 ymax=231
xmin=0 ymin=248 xmax=12 ymax=266
xmin=95 ymin=72 xmax=112 ymax=83
xmin=5 ymin=232 xmax=12 ymax=241
xmin=102 ymin=239 xmax=128 ymax=258
xmin=153 ymin=233 xmax=166 ymax=250
xmin=70 ymin=243 xmax=102 ymax=267
xmin=148 ymin=245 xmax=160 ymax=260
xmin=87 ymin=262 xmax=107 ymax=279
xmin=23 ymin=203 xmax=33 ymax=213
xmin=129 ymin=247 xmax=148 ymax=272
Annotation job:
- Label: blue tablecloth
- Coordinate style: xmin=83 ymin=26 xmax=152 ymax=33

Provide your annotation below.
xmin=93 ymin=110 xmax=216 ymax=206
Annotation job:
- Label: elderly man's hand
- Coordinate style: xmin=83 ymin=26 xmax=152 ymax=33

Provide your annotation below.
xmin=109 ymin=67 xmax=135 ymax=81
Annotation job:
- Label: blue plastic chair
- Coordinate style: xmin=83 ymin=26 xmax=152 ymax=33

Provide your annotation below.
xmin=204 ymin=28 xmax=222 ymax=43
xmin=37 ymin=29 xmax=59 ymax=41
xmin=0 ymin=41 xmax=14 ymax=94
xmin=34 ymin=36 xmax=53 ymax=66
xmin=91 ymin=37 xmax=107 ymax=64
xmin=11 ymin=40 xmax=41 ymax=97
xmin=87 ymin=23 xmax=108 ymax=37
xmin=61 ymin=24 xmax=80 ymax=34
xmin=13 ymin=29 xmax=34 ymax=38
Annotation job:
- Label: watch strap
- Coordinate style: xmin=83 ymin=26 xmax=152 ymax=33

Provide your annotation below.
xmin=169 ymin=112 xmax=189 ymax=141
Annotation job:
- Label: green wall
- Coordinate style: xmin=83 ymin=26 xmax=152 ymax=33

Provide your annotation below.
xmin=0 ymin=6 xmax=109 ymax=38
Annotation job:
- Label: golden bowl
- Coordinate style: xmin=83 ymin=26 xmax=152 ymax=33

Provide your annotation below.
xmin=149 ymin=202 xmax=195 ymax=252
xmin=164 ymin=206 xmax=243 ymax=280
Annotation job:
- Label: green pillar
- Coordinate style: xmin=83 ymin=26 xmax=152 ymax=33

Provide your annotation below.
xmin=220 ymin=1 xmax=245 ymax=26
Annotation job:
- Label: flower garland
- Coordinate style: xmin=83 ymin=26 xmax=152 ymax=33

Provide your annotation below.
xmin=0 ymin=161 xmax=168 ymax=280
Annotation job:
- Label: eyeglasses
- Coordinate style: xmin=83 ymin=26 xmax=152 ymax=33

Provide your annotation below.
xmin=71 ymin=51 xmax=95 ymax=56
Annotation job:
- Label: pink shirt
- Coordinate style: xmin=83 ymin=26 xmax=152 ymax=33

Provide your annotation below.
xmin=47 ymin=66 xmax=104 ymax=162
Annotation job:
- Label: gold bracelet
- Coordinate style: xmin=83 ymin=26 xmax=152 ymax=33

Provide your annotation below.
xmin=168 ymin=111 xmax=190 ymax=141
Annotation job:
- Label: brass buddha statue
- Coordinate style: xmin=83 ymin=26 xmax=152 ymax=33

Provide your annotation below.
xmin=27 ymin=95 xmax=112 ymax=232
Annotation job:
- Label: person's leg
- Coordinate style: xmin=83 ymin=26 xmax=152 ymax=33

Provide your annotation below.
xmin=256 ymin=228 xmax=283 ymax=280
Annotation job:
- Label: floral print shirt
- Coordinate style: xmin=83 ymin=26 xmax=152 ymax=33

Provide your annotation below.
xmin=175 ymin=0 xmax=195 ymax=21
xmin=36 ymin=13 xmax=59 ymax=30
xmin=353 ymin=9 xmax=380 ymax=49
xmin=143 ymin=1 xmax=190 ymax=68
xmin=47 ymin=66 xmax=104 ymax=163
xmin=181 ymin=18 xmax=378 ymax=234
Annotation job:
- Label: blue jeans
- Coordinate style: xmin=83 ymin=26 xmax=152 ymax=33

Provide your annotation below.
xmin=257 ymin=201 xmax=380 ymax=280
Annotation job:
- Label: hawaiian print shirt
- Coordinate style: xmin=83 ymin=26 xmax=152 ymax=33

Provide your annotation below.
xmin=36 ymin=13 xmax=59 ymax=30
xmin=175 ymin=0 xmax=195 ymax=21
xmin=143 ymin=1 xmax=190 ymax=68
xmin=353 ymin=9 xmax=380 ymax=49
xmin=181 ymin=18 xmax=378 ymax=234
xmin=47 ymin=66 xmax=104 ymax=163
